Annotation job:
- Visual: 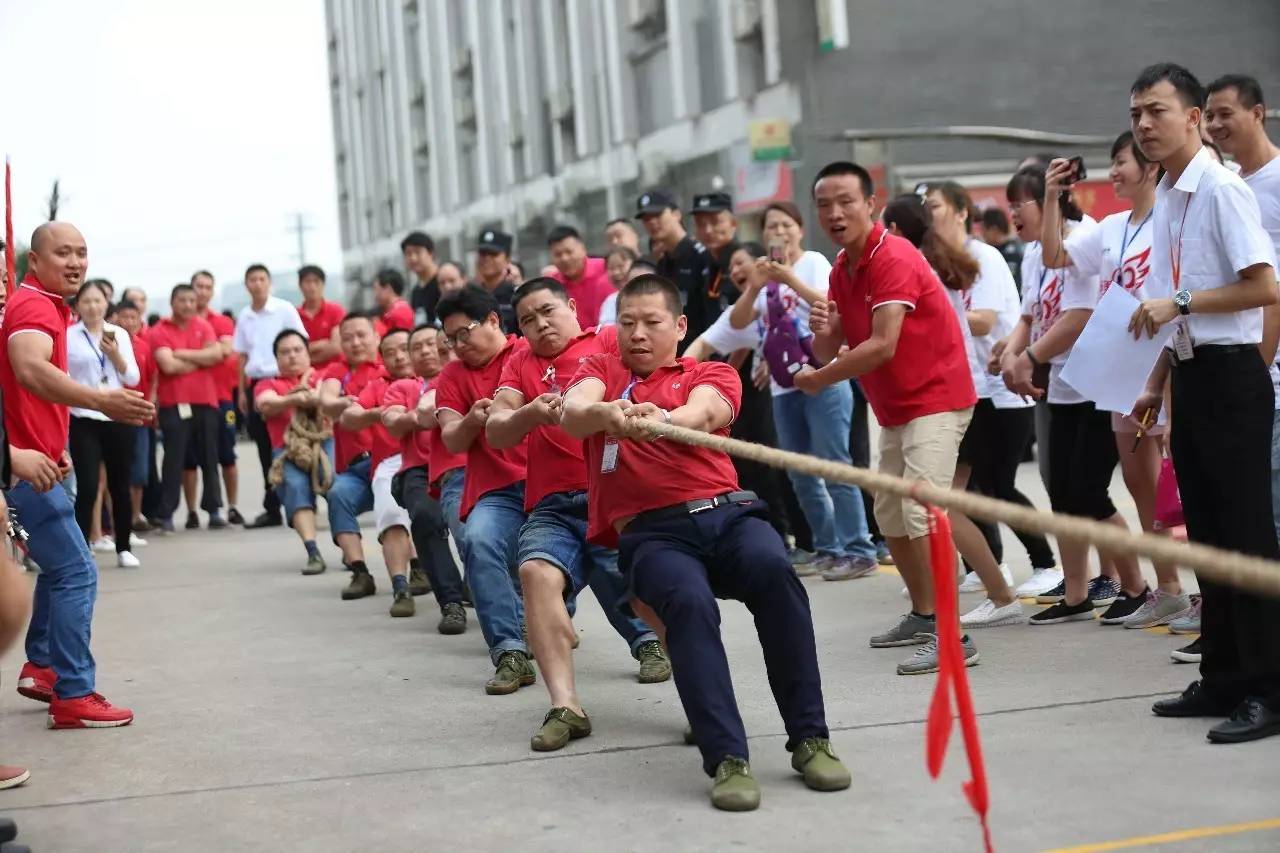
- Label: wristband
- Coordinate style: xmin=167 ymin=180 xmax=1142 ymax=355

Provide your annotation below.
xmin=1024 ymin=348 xmax=1042 ymax=368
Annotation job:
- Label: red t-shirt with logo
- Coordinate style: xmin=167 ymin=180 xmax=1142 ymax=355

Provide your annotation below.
xmin=321 ymin=359 xmax=384 ymax=472
xmin=434 ymin=335 xmax=529 ymax=519
xmin=375 ymin=299 xmax=414 ymax=337
xmin=148 ymin=316 xmax=220 ymax=408
xmin=200 ymin=309 xmax=238 ymax=403
xmin=382 ymin=377 xmax=433 ymax=472
xmin=550 ymin=257 xmax=617 ymax=329
xmin=828 ymin=222 xmax=977 ymax=428
xmin=299 ymin=300 xmax=346 ymax=370
xmin=497 ymin=325 xmax=618 ymax=510
xmin=356 ymin=375 xmax=404 ymax=472
xmin=566 ymin=354 xmax=741 ymax=547
xmin=424 ymin=377 xmax=467 ymax=489
xmin=253 ymin=372 xmax=321 ymax=449
xmin=0 ymin=280 xmax=73 ymax=460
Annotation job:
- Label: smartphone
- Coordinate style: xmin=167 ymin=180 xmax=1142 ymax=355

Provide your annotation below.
xmin=102 ymin=329 xmax=116 ymax=343
xmin=767 ymin=238 xmax=786 ymax=263
xmin=1065 ymin=155 xmax=1087 ymax=185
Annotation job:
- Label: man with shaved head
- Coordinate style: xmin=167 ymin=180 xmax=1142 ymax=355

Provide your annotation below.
xmin=3 ymin=222 xmax=153 ymax=729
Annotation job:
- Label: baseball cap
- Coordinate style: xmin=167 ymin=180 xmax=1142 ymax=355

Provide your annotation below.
xmin=476 ymin=229 xmax=514 ymax=254
xmin=635 ymin=189 xmax=680 ymax=218
xmin=691 ymin=191 xmax=733 ymax=214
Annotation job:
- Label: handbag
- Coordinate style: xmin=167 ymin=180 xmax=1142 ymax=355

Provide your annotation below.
xmin=760 ymin=281 xmax=818 ymax=388
xmin=1153 ymin=456 xmax=1184 ymax=531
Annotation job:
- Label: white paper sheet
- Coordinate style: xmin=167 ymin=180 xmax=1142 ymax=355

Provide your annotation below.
xmin=1059 ymin=285 xmax=1175 ymax=415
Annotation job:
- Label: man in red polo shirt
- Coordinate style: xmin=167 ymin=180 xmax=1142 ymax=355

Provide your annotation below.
xmin=188 ymin=270 xmax=241 ymax=527
xmin=562 ymin=273 xmax=848 ymax=811
xmin=297 ymin=264 xmax=344 ymax=370
xmin=372 ymin=268 xmax=414 ymax=337
xmin=434 ymin=287 xmax=532 ymax=694
xmin=546 ymin=225 xmax=616 ymax=328
xmin=3 ymin=222 xmax=153 ymax=729
xmin=485 ymin=278 xmax=668 ymax=753
xmin=149 ymin=283 xmax=228 ymax=533
xmin=798 ymin=161 xmax=978 ymax=676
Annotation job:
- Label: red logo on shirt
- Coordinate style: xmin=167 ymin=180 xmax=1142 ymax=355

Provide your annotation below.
xmin=1101 ymin=246 xmax=1152 ymax=297
xmin=1034 ymin=274 xmax=1063 ymax=337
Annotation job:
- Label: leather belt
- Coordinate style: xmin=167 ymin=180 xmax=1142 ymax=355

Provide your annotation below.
xmin=629 ymin=491 xmax=758 ymax=527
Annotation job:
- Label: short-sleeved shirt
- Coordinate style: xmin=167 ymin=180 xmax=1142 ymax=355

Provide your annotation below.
xmin=320 ymin=359 xmax=385 ymax=471
xmin=425 ymin=376 xmax=467 ymax=487
xmin=1242 ymin=155 xmax=1280 ymax=408
xmin=148 ymin=316 xmax=220 ymax=408
xmin=253 ymin=372 xmax=320 ymax=449
xmin=0 ymin=280 xmax=73 ymax=460
xmin=356 ymin=376 xmax=403 ymax=471
xmin=828 ymin=223 xmax=977 ymax=427
xmin=409 ymin=277 xmax=440 ymax=326
xmin=376 ymin=298 xmax=415 ymax=337
xmin=962 ymin=238 xmax=1030 ymax=409
xmin=496 ymin=325 xmax=618 ymax=509
xmin=566 ymin=354 xmax=741 ymax=547
xmin=656 ymin=235 xmax=720 ymax=351
xmin=550 ymin=258 xmax=618 ymax=329
xmin=129 ymin=332 xmax=157 ymax=399
xmin=1019 ymin=223 xmax=1100 ymax=405
xmin=1065 ymin=210 xmax=1155 ymax=300
xmin=434 ymin=335 xmax=529 ymax=519
xmin=200 ymin=309 xmax=239 ymax=403
xmin=299 ymin=300 xmax=346 ymax=370
xmin=234 ymin=296 xmax=307 ymax=380
xmin=382 ymin=377 xmax=434 ymax=471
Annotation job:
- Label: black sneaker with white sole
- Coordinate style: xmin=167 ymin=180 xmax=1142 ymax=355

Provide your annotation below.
xmin=1171 ymin=637 xmax=1202 ymax=663
xmin=1098 ymin=587 xmax=1148 ymax=625
xmin=1029 ymin=598 xmax=1095 ymax=625
xmin=1035 ymin=580 xmax=1066 ymax=604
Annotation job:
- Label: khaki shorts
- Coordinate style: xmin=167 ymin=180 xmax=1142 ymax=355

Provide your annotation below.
xmin=875 ymin=407 xmax=974 ymax=540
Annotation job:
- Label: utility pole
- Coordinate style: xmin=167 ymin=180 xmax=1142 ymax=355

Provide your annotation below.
xmin=289 ymin=212 xmax=313 ymax=265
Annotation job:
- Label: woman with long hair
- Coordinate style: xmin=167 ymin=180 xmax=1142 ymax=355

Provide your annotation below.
xmin=596 ymin=245 xmax=638 ymax=326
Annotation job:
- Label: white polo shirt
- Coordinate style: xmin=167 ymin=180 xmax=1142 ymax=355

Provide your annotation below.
xmin=1241 ymin=154 xmax=1280 ymax=406
xmin=1151 ymin=145 xmax=1276 ymax=347
xmin=233 ymin=295 xmax=307 ymax=380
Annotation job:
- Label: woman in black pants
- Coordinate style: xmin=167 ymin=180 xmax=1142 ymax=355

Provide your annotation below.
xmin=67 ymin=282 xmax=140 ymax=568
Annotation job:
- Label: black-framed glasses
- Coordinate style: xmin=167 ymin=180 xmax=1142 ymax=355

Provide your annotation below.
xmin=444 ymin=321 xmax=481 ymax=349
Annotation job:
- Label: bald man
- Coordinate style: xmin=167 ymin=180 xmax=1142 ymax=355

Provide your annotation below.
xmin=3 ymin=222 xmax=153 ymax=729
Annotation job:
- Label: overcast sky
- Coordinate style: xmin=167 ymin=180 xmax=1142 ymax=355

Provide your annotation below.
xmin=1 ymin=0 xmax=342 ymax=309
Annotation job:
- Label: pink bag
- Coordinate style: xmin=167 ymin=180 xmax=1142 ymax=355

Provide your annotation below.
xmin=1153 ymin=457 xmax=1184 ymax=531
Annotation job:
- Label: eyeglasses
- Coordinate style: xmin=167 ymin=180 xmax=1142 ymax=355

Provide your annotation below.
xmin=1007 ymin=200 xmax=1037 ymax=213
xmin=444 ymin=321 xmax=481 ymax=349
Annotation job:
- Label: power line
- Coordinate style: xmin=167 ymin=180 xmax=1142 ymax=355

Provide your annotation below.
xmin=289 ymin=212 xmax=314 ymax=265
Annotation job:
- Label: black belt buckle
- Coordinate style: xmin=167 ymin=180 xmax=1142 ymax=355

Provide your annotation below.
xmin=348 ymin=451 xmax=372 ymax=467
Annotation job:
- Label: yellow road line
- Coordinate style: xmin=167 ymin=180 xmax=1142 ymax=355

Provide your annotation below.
xmin=1043 ymin=817 xmax=1280 ymax=852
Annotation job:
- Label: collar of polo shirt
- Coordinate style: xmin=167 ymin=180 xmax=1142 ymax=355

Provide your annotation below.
xmin=1167 ymin=145 xmax=1214 ymax=194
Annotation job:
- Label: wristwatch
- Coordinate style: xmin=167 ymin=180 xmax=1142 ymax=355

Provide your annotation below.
xmin=1173 ymin=289 xmax=1193 ymax=316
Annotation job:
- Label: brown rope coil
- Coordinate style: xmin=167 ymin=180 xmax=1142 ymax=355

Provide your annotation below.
xmin=267 ymin=399 xmax=334 ymax=496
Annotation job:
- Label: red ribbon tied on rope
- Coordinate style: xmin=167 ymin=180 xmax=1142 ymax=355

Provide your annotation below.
xmin=923 ymin=504 xmax=994 ymax=853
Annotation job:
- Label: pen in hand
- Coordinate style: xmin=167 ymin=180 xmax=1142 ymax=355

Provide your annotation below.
xmin=1131 ymin=409 xmax=1154 ymax=454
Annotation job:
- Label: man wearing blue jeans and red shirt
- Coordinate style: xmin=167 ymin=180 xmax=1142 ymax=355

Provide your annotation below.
xmin=562 ymin=273 xmax=849 ymax=811
xmin=486 ymin=277 xmax=669 ymax=752
xmin=4 ymin=222 xmax=153 ymax=728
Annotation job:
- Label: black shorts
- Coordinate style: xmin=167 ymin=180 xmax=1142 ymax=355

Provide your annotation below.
xmin=1046 ymin=401 xmax=1118 ymax=520
xmin=185 ymin=400 xmax=238 ymax=469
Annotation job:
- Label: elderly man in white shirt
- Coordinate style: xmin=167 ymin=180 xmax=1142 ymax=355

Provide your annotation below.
xmin=1128 ymin=63 xmax=1280 ymax=745
xmin=232 ymin=264 xmax=306 ymax=529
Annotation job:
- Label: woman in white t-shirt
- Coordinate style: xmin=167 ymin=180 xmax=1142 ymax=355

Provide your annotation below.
xmin=595 ymin=246 xmax=638 ymax=327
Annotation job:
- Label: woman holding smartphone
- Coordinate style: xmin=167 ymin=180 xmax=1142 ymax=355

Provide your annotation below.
xmin=68 ymin=281 xmax=142 ymax=567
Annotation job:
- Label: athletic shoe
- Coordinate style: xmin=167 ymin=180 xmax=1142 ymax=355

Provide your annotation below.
xmin=1035 ymin=580 xmax=1066 ymax=604
xmin=185 ymin=511 xmax=200 ymax=530
xmin=408 ymin=565 xmax=431 ymax=596
xmin=341 ymin=570 xmax=376 ymax=600
xmin=1171 ymin=638 xmax=1202 ymax=664
xmin=437 ymin=602 xmax=467 ymax=635
xmin=960 ymin=598 xmax=1026 ymax=628
xmin=159 ymin=518 xmax=175 ymax=535
xmin=227 ymin=507 xmax=246 ymax=525
xmin=821 ymin=556 xmax=879 ymax=582
xmin=958 ymin=564 xmax=1013 ymax=593
xmin=1099 ymin=588 xmax=1148 ymax=625
xmin=116 ymin=551 xmax=140 ymax=569
xmin=796 ymin=554 xmax=834 ymax=578
xmin=876 ymin=544 xmax=894 ymax=566
xmin=90 ymin=537 xmax=114 ymax=553
xmin=790 ymin=737 xmax=852 ymax=791
xmin=245 ymin=511 xmax=283 ymax=529
xmin=47 ymin=693 xmax=134 ymax=729
xmin=897 ymin=633 xmax=980 ymax=675
xmin=129 ymin=535 xmax=147 ymax=547
xmin=1087 ymin=575 xmax=1121 ymax=608
xmin=302 ymin=553 xmax=326 ymax=576
xmin=389 ymin=590 xmax=416 ymax=617
xmin=207 ymin=513 xmax=229 ymax=530
xmin=1169 ymin=595 xmax=1202 ymax=634
xmin=1029 ymin=599 xmax=1095 ymax=625
xmin=131 ymin=516 xmax=154 ymax=533
xmin=485 ymin=650 xmax=535 ymax=695
xmin=637 ymin=640 xmax=672 ymax=683
xmin=0 ymin=764 xmax=30 ymax=790
xmin=869 ymin=612 xmax=935 ymax=648
xmin=1123 ymin=589 xmax=1192 ymax=630
xmin=16 ymin=662 xmax=55 ymax=703
xmin=1015 ymin=567 xmax=1064 ymax=598
xmin=788 ymin=548 xmax=817 ymax=567
xmin=530 ymin=706 xmax=592 ymax=752
xmin=710 ymin=757 xmax=760 ymax=812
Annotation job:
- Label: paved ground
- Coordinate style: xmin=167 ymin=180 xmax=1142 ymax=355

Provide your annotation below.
xmin=2 ymin=442 xmax=1278 ymax=852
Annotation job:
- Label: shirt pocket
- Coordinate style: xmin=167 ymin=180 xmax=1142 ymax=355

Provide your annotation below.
xmin=1175 ymin=237 xmax=1214 ymax=283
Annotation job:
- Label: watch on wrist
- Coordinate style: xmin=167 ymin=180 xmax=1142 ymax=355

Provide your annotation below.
xmin=659 ymin=408 xmax=672 ymax=424
xmin=1174 ymin=289 xmax=1192 ymax=316
xmin=1024 ymin=348 xmax=1042 ymax=367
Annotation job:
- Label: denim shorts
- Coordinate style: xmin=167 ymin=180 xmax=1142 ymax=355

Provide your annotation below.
xmin=517 ymin=490 xmax=617 ymax=601
xmin=272 ymin=442 xmax=332 ymax=522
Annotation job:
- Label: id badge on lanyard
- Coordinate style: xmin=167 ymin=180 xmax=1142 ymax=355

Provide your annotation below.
xmin=601 ymin=376 xmax=639 ymax=474
xmin=1170 ymin=195 xmax=1194 ymax=361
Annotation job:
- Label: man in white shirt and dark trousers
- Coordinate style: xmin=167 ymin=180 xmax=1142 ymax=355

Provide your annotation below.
xmin=233 ymin=264 xmax=307 ymax=529
xmin=1129 ymin=64 xmax=1280 ymax=743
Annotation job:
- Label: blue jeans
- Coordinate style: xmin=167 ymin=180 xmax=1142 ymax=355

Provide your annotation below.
xmin=1271 ymin=409 xmax=1280 ymax=544
xmin=772 ymin=383 xmax=876 ymax=559
xmin=437 ymin=467 xmax=467 ymax=554
xmin=130 ymin=426 xmax=151 ymax=487
xmin=10 ymin=480 xmax=98 ymax=699
xmin=517 ymin=491 xmax=657 ymax=657
xmin=326 ymin=457 xmax=373 ymax=539
xmin=273 ymin=439 xmax=333 ymax=523
xmin=465 ymin=482 xmax=527 ymax=663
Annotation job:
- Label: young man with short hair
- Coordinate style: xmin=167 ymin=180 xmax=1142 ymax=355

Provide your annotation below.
xmin=434 ymin=286 xmax=532 ymax=693
xmin=372 ymin=268 xmax=414 ymax=337
xmin=473 ymin=230 xmax=518 ymax=331
xmin=562 ymin=273 xmax=849 ymax=811
xmin=486 ymin=278 xmax=669 ymax=752
xmin=1128 ymin=64 xmax=1280 ymax=743
xmin=296 ymin=265 xmax=345 ymax=371
xmin=187 ymin=270 xmax=241 ymax=527
xmin=401 ymin=231 xmax=441 ymax=325
xmin=636 ymin=190 xmax=719 ymax=349
xmin=546 ymin=226 xmax=616 ymax=328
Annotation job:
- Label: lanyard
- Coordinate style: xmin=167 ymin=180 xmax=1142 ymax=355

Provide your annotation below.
xmin=1118 ymin=211 xmax=1152 ymax=268
xmin=1169 ymin=194 xmax=1193 ymax=288
xmin=81 ymin=328 xmax=108 ymax=377
xmin=620 ymin=376 xmax=639 ymax=402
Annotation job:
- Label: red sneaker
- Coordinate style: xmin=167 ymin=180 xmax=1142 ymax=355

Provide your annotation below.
xmin=0 ymin=764 xmax=30 ymax=790
xmin=16 ymin=662 xmax=56 ymax=703
xmin=47 ymin=693 xmax=134 ymax=729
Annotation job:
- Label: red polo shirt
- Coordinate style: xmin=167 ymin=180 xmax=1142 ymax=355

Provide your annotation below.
xmin=566 ymin=354 xmax=741 ymax=547
xmin=128 ymin=333 xmax=157 ymax=398
xmin=356 ymin=375 xmax=403 ymax=472
xmin=1 ymin=279 xmax=73 ymax=460
xmin=375 ymin=298 xmax=414 ymax=337
xmin=148 ymin=316 xmax=220 ymax=408
xmin=200 ymin=309 xmax=238 ymax=403
xmin=382 ymin=377 xmax=433 ymax=472
xmin=299 ymin=300 xmax=346 ymax=370
xmin=550 ymin=257 xmax=617 ymax=329
xmin=828 ymin=223 xmax=976 ymax=428
xmin=253 ymin=372 xmax=321 ymax=449
xmin=424 ymin=377 xmax=467 ymax=489
xmin=496 ymin=325 xmax=618 ymax=510
xmin=320 ymin=359 xmax=384 ymax=472
xmin=434 ymin=335 xmax=529 ymax=519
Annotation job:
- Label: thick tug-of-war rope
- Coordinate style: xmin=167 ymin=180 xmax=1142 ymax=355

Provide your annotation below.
xmin=268 ymin=403 xmax=334 ymax=496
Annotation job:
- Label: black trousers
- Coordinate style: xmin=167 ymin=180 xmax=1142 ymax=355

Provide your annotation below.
xmin=396 ymin=465 xmax=466 ymax=610
xmin=848 ymin=380 xmax=882 ymax=544
xmin=246 ymin=379 xmax=282 ymax=517
xmin=1171 ymin=348 xmax=1280 ymax=707
xmin=159 ymin=405 xmax=222 ymax=520
xmin=69 ymin=416 xmax=135 ymax=553
xmin=141 ymin=427 xmax=162 ymax=520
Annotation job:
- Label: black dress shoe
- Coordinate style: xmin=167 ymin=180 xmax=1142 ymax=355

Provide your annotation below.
xmin=245 ymin=511 xmax=283 ymax=529
xmin=1152 ymin=681 xmax=1237 ymax=718
xmin=1207 ymin=698 xmax=1280 ymax=744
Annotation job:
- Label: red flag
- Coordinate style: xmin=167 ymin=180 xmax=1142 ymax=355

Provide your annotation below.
xmin=4 ymin=158 xmax=14 ymax=295
xmin=923 ymin=505 xmax=994 ymax=853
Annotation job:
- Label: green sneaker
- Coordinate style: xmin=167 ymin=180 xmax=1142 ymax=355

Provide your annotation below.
xmin=389 ymin=590 xmax=416 ymax=618
xmin=485 ymin=650 xmax=536 ymax=695
xmin=437 ymin=602 xmax=467 ymax=635
xmin=302 ymin=553 xmax=326 ymax=576
xmin=530 ymin=706 xmax=592 ymax=752
xmin=408 ymin=565 xmax=431 ymax=596
xmin=790 ymin=737 xmax=852 ymax=791
xmin=636 ymin=640 xmax=672 ymax=683
xmin=341 ymin=570 xmax=376 ymax=600
xmin=710 ymin=757 xmax=760 ymax=811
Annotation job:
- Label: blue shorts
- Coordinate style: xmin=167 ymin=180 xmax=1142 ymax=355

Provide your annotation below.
xmin=185 ymin=400 xmax=237 ymax=469
xmin=272 ymin=441 xmax=333 ymax=522
xmin=516 ymin=490 xmax=618 ymax=601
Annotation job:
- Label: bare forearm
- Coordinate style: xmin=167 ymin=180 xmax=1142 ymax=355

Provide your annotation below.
xmin=812 ymin=329 xmax=844 ymax=365
xmin=384 ymin=411 xmax=417 ymax=439
xmin=728 ymin=288 xmax=761 ymax=330
xmin=485 ymin=405 xmax=537 ymax=449
xmin=1040 ymin=193 xmax=1070 ymax=268
xmin=1192 ymin=273 xmax=1279 ymax=315
xmin=339 ymin=407 xmax=381 ymax=431
xmin=561 ymin=400 xmax=613 ymax=439
xmin=441 ymin=417 xmax=483 ymax=454
xmin=310 ymin=340 xmax=340 ymax=361
xmin=16 ymin=360 xmax=105 ymax=410
xmin=1026 ymin=309 xmax=1090 ymax=362
xmin=808 ymin=338 xmax=892 ymax=386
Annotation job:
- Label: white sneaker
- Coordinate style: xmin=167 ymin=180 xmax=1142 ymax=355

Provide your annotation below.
xmin=957 ymin=564 xmax=1014 ymax=594
xmin=91 ymin=537 xmax=115 ymax=553
xmin=117 ymin=551 xmax=141 ymax=568
xmin=960 ymin=598 xmax=1026 ymax=628
xmin=129 ymin=535 xmax=148 ymax=548
xmin=1015 ymin=567 xmax=1063 ymax=598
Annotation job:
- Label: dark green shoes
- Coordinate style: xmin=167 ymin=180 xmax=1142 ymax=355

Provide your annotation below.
xmin=302 ymin=553 xmax=326 ymax=576
xmin=791 ymin=737 xmax=852 ymax=791
xmin=711 ymin=757 xmax=760 ymax=811
xmin=341 ymin=570 xmax=375 ymax=600
xmin=437 ymin=602 xmax=467 ymax=635
xmin=636 ymin=640 xmax=671 ymax=683
xmin=531 ymin=706 xmax=592 ymax=752
xmin=408 ymin=565 xmax=431 ymax=596
xmin=389 ymin=590 xmax=416 ymax=618
xmin=485 ymin=650 xmax=536 ymax=695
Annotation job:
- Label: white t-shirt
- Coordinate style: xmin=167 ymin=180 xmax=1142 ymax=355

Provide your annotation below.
xmin=943 ymin=286 xmax=986 ymax=400
xmin=1064 ymin=208 xmax=1155 ymax=300
xmin=1243 ymin=155 xmax=1280 ymax=408
xmin=67 ymin=321 xmax=140 ymax=421
xmin=597 ymin=291 xmax=620 ymax=326
xmin=963 ymin=238 xmax=1031 ymax=409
